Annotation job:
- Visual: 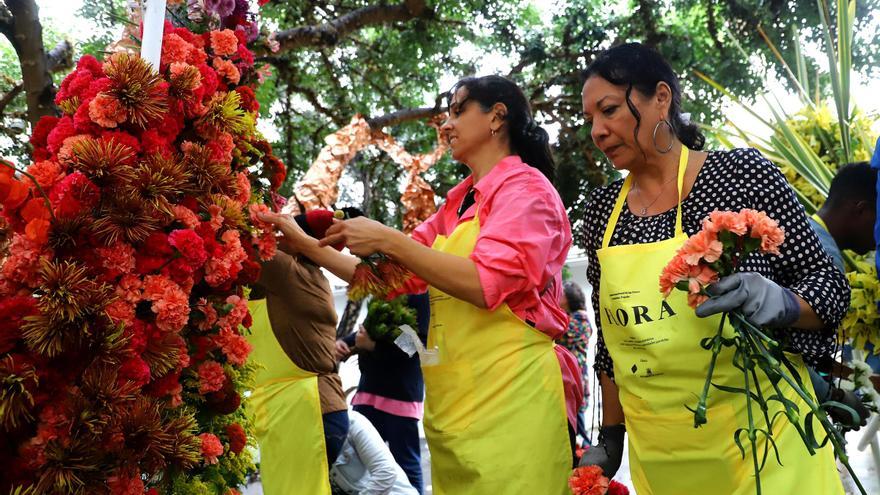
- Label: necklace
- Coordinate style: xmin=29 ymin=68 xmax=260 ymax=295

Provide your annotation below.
xmin=631 ymin=173 xmax=677 ymax=216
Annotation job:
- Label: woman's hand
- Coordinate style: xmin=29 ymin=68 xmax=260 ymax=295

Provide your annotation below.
xmin=319 ymin=217 xmax=399 ymax=257
xmin=257 ymin=211 xmax=314 ymax=255
xmin=335 ymin=340 xmax=352 ymax=361
xmin=355 ymin=326 xmax=376 ymax=352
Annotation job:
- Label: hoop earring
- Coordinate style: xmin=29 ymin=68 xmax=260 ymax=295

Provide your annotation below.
xmin=652 ymin=119 xmax=674 ymax=154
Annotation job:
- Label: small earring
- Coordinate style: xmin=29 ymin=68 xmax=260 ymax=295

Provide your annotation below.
xmin=490 ymin=128 xmax=497 ymax=136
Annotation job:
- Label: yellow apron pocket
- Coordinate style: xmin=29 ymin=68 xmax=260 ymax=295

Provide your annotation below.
xmin=423 ymin=361 xmax=476 ymax=434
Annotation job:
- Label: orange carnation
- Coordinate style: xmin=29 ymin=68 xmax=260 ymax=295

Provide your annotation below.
xmin=210 ymin=29 xmax=239 ymax=57
xmin=569 ymin=465 xmax=610 ymax=495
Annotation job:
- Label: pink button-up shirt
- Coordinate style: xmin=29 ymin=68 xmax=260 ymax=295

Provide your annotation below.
xmin=402 ymin=155 xmax=573 ymax=338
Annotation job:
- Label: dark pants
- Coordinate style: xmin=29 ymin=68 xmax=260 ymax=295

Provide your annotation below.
xmin=354 ymin=404 xmax=423 ymax=494
xmin=323 ymin=410 xmax=349 ymax=467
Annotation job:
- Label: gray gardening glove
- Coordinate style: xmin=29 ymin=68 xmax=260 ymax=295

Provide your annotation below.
xmin=695 ymin=273 xmax=800 ymax=328
xmin=578 ymin=424 xmax=625 ymax=478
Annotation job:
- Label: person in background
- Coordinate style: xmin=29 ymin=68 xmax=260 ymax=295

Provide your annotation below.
xmin=247 ymin=209 xmax=356 ymax=495
xmin=809 ymin=162 xmax=879 ymax=372
xmin=330 ymin=410 xmax=420 ymax=495
xmin=336 ymin=293 xmax=429 ymax=494
xmin=557 ymin=281 xmax=592 ymax=445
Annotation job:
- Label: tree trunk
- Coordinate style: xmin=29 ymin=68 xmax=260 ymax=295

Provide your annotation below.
xmin=2 ymin=0 xmax=59 ymax=127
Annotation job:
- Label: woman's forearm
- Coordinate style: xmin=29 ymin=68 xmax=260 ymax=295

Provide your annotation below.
xmin=600 ymin=372 xmax=626 ymax=426
xmin=297 ymin=237 xmax=359 ymax=283
xmin=792 ymin=294 xmax=825 ymax=331
xmin=383 ymin=230 xmax=487 ymax=308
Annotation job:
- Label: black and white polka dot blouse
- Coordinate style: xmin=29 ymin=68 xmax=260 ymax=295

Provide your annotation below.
xmin=585 ymin=148 xmax=850 ymax=378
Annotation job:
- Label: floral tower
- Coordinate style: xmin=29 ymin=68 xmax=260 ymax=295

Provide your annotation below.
xmin=0 ymin=5 xmax=286 ymax=493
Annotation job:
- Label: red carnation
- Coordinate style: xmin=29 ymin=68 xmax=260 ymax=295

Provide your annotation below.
xmin=236 ymin=44 xmax=255 ymax=68
xmin=225 ymin=423 xmax=247 ymax=454
xmin=144 ymin=232 xmax=174 ymax=256
xmin=49 ymin=171 xmax=100 ymax=219
xmin=119 ymin=355 xmax=151 ymax=387
xmin=46 ymin=116 xmax=76 ymax=153
xmin=101 ymin=130 xmax=142 ymax=154
xmin=0 ymin=296 xmax=37 ymax=354
xmin=76 ymin=54 xmax=103 ymax=76
xmin=30 ymin=116 xmax=59 ymax=148
xmin=608 ymin=481 xmax=630 ymax=495
xmin=234 ymin=86 xmax=258 ymax=113
xmin=197 ymin=63 xmax=219 ymax=98
xmin=169 ymin=229 xmax=208 ymax=269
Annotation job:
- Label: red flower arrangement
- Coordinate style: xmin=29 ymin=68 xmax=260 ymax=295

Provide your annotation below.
xmin=0 ymin=14 xmax=285 ymax=495
xmin=568 ymin=465 xmax=629 ymax=495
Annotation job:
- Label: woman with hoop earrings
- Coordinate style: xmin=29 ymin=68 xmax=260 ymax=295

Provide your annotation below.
xmin=578 ymin=43 xmax=847 ymax=494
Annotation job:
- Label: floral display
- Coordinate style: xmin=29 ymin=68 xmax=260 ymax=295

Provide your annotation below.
xmin=659 ymin=208 xmax=867 ymax=494
xmin=0 ymin=15 xmax=287 ymax=494
xmin=839 ymin=359 xmax=880 ymax=415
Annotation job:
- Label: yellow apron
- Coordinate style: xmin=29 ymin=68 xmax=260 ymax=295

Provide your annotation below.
xmin=597 ymin=147 xmax=843 ymax=495
xmin=424 ymin=204 xmax=571 ymax=494
xmin=246 ymin=299 xmax=331 ymax=495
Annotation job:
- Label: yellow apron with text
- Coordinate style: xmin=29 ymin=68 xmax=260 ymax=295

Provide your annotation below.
xmin=597 ymin=148 xmax=843 ymax=495
xmin=423 ymin=205 xmax=571 ymax=494
xmin=246 ymin=299 xmax=331 ymax=495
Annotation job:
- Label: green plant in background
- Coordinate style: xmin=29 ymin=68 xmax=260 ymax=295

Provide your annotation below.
xmin=698 ymin=0 xmax=880 ymax=352
xmin=362 ymin=296 xmax=417 ymax=344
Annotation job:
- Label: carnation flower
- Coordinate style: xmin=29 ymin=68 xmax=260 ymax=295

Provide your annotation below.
xmin=204 ymin=229 xmax=247 ymax=287
xmin=25 ymin=160 xmax=64 ymax=190
xmin=96 ymin=241 xmax=137 ymax=277
xmin=214 ymin=327 xmax=252 ymax=365
xmin=212 ymin=57 xmax=241 ymax=85
xmin=210 ymin=29 xmax=239 ymax=56
xmin=569 ymin=465 xmax=610 ymax=495
xmin=169 ymin=229 xmax=209 ymax=270
xmin=89 ymin=93 xmax=128 ymax=128
xmin=107 ymin=470 xmax=145 ymax=495
xmin=50 ymin=171 xmax=100 ymax=219
xmin=198 ymin=360 xmax=226 ymax=394
xmin=30 ymin=116 xmax=59 ymax=149
xmin=234 ymin=86 xmax=259 ymax=113
xmin=225 ymin=422 xmax=247 ymax=454
xmin=234 ymin=172 xmax=251 ymax=204
xmin=199 ymin=432 xmax=224 ymax=464
xmin=678 ymin=230 xmax=723 ymax=265
xmin=143 ymin=275 xmax=191 ymax=333
xmin=173 ymin=204 xmax=201 ymax=229
xmin=119 ymin=355 xmax=151 ymax=387
xmin=161 ymin=33 xmax=196 ymax=67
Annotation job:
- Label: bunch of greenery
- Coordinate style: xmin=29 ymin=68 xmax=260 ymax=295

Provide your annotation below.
xmin=362 ymin=296 xmax=418 ymax=343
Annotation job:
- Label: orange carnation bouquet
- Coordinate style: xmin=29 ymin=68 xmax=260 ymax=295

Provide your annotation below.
xmin=659 ymin=208 xmax=866 ymax=495
xmin=568 ymin=465 xmax=629 ymax=495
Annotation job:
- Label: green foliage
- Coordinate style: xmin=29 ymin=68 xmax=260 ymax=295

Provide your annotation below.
xmin=362 ymin=296 xmax=417 ymax=343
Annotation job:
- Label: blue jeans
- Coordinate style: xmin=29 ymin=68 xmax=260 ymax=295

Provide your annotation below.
xmin=323 ymin=410 xmax=349 ymax=467
xmin=354 ymin=404 xmax=423 ymax=494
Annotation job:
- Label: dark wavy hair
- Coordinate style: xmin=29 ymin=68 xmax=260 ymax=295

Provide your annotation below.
xmin=448 ymin=75 xmax=556 ymax=181
xmin=583 ymin=42 xmax=705 ymax=152
xmin=562 ymin=281 xmax=586 ymax=313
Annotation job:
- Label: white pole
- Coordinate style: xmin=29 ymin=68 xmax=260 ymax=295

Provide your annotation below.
xmin=140 ymin=0 xmax=167 ymax=71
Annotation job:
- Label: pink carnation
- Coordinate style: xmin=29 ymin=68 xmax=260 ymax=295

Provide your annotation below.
xmin=742 ymin=209 xmax=785 ymax=255
xmin=198 ymin=360 xmax=226 ymax=394
xmin=234 ymin=172 xmax=250 ymax=205
xmin=89 ymin=93 xmax=127 ymax=128
xmin=212 ymin=58 xmax=241 ymax=85
xmin=205 ymin=229 xmax=247 ymax=287
xmin=678 ymin=230 xmax=723 ymax=265
xmin=210 ymin=29 xmax=239 ymax=56
xmin=702 ymin=210 xmax=748 ymax=236
xmin=253 ymin=231 xmax=277 ymax=261
xmin=143 ymin=275 xmax=191 ymax=333
xmin=199 ymin=432 xmax=224 ymax=464
xmin=217 ymin=294 xmax=249 ymax=331
xmin=96 ymin=241 xmax=136 ymax=276
xmin=215 ymin=327 xmax=252 ymax=365
xmin=104 ymin=299 xmax=136 ymax=327
xmin=1 ymin=234 xmax=52 ymax=289
xmin=57 ymin=135 xmax=91 ymax=164
xmin=116 ymin=274 xmax=144 ymax=304
xmin=173 ymin=204 xmax=201 ymax=229
xmin=195 ymin=297 xmax=219 ymax=331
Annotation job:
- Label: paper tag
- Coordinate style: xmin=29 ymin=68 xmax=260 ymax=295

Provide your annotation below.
xmin=393 ymin=324 xmax=439 ymax=366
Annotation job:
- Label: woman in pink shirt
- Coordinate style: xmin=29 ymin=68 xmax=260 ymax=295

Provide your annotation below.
xmin=261 ymin=75 xmax=579 ymax=494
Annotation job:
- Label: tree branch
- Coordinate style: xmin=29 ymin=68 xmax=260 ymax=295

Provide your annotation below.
xmin=0 ymin=82 xmax=23 ymax=115
xmin=3 ymin=0 xmax=58 ymax=126
xmin=367 ymin=106 xmax=441 ymax=129
xmin=268 ymin=0 xmax=429 ymax=54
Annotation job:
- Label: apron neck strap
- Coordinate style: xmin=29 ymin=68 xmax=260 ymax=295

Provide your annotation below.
xmin=601 ymin=146 xmax=690 ymax=249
